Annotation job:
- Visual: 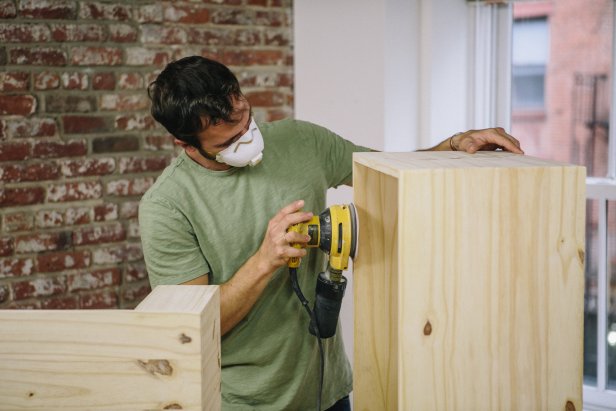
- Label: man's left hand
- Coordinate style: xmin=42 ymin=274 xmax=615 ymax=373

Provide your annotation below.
xmin=451 ymin=127 xmax=524 ymax=154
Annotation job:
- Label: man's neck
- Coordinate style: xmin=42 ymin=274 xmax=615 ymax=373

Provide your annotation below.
xmin=185 ymin=148 xmax=232 ymax=171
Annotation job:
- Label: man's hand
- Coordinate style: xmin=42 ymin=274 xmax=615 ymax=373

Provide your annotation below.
xmin=450 ymin=127 xmax=524 ymax=154
xmin=255 ymin=200 xmax=313 ymax=273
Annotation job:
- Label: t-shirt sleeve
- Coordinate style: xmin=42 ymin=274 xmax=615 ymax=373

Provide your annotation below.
xmin=139 ymin=197 xmax=211 ymax=288
xmin=295 ymin=120 xmax=371 ymax=188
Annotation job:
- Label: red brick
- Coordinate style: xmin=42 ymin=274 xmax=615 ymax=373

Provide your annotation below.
xmin=18 ymin=0 xmax=77 ymax=19
xmin=0 ymin=23 xmax=50 ymax=42
xmin=108 ymin=23 xmax=138 ymax=42
xmin=255 ymin=10 xmax=287 ymax=27
xmin=140 ymin=25 xmax=187 ymax=44
xmin=3 ymin=213 xmax=33 ymax=232
xmin=135 ymin=4 xmax=163 ymax=23
xmin=64 ymin=206 xmax=91 ymax=225
xmin=92 ymin=244 xmax=125 ymax=264
xmin=245 ymin=90 xmax=285 ymax=107
xmin=144 ymin=134 xmax=174 ymax=151
xmin=100 ymin=94 xmax=149 ymax=111
xmin=127 ymin=219 xmax=139 ymax=238
xmin=0 ymin=95 xmax=36 ymax=115
xmin=3 ymin=117 xmax=58 ymax=138
xmin=265 ymin=30 xmax=290 ymax=46
xmin=37 ymin=250 xmax=91 ymax=273
xmin=117 ymin=73 xmax=143 ymax=90
xmin=67 ymin=268 xmax=121 ymax=292
xmin=210 ymin=9 xmax=254 ymax=25
xmin=46 ymin=95 xmax=96 ymax=113
xmin=93 ymin=203 xmax=118 ymax=221
xmin=70 ymin=47 xmax=123 ymax=66
xmin=118 ymin=155 xmax=169 ymax=173
xmin=0 ymin=236 xmax=14 ymax=256
xmin=9 ymin=47 xmax=67 ymax=66
xmin=125 ymin=262 xmax=147 ymax=283
xmin=267 ymin=108 xmax=291 ymax=122
xmin=79 ymin=2 xmax=131 ymax=21
xmin=72 ymin=222 xmax=125 ymax=246
xmin=106 ymin=177 xmax=154 ymax=197
xmin=61 ymin=72 xmax=89 ymax=90
xmin=0 ymin=47 xmax=6 ymax=65
xmin=0 ymin=1 xmax=17 ymax=18
xmin=125 ymin=242 xmax=143 ymax=261
xmin=50 ymin=23 xmax=106 ymax=42
xmin=62 ymin=115 xmax=112 ymax=134
xmin=119 ymin=201 xmax=139 ymax=218
xmin=0 ymin=141 xmax=31 ymax=161
xmin=92 ymin=72 xmax=115 ymax=90
xmin=0 ymin=284 xmax=8 ymax=304
xmin=0 ymin=257 xmax=35 ymax=278
xmin=187 ymin=28 xmax=260 ymax=46
xmin=125 ymin=47 xmax=171 ymax=66
xmin=0 ymin=162 xmax=60 ymax=183
xmin=12 ymin=276 xmax=66 ymax=300
xmin=32 ymin=140 xmax=87 ymax=158
xmin=60 ymin=157 xmax=115 ymax=177
xmin=0 ymin=187 xmax=45 ymax=207
xmin=92 ymin=136 xmax=139 ymax=153
xmin=115 ymin=113 xmax=156 ymax=131
xmin=35 ymin=209 xmax=64 ymax=228
xmin=47 ymin=181 xmax=102 ymax=203
xmin=34 ymin=71 xmax=61 ymax=90
xmin=122 ymin=281 xmax=151 ymax=306
xmin=248 ymin=0 xmax=267 ymax=5
xmin=80 ymin=289 xmax=118 ymax=308
xmin=41 ymin=295 xmax=79 ymax=309
xmin=218 ymin=49 xmax=285 ymax=66
xmin=163 ymin=4 xmax=209 ymax=23
xmin=0 ymin=72 xmax=30 ymax=92
xmin=15 ymin=232 xmax=72 ymax=254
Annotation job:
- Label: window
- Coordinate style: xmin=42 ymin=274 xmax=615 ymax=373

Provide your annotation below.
xmin=509 ymin=1 xmax=616 ymax=409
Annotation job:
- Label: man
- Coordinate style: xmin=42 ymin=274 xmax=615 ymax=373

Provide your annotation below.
xmin=140 ymin=55 xmax=523 ymax=410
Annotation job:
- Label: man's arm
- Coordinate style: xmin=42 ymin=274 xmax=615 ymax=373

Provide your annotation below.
xmin=183 ymin=200 xmax=312 ymax=336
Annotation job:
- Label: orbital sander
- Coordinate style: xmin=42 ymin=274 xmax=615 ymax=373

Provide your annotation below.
xmin=287 ymin=203 xmax=358 ymax=338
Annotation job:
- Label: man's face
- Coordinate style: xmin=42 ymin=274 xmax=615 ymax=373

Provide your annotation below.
xmin=196 ymin=96 xmax=252 ymax=157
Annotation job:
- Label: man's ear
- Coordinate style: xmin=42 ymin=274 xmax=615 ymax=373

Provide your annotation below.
xmin=174 ymin=138 xmax=195 ymax=152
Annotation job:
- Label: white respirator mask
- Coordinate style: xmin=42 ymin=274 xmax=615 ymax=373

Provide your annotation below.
xmin=215 ymin=118 xmax=264 ymax=167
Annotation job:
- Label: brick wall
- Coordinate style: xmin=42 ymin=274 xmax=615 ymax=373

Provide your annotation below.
xmin=0 ymin=0 xmax=293 ymax=309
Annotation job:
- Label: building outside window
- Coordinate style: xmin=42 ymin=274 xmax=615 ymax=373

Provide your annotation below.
xmin=509 ymin=0 xmax=616 ymax=408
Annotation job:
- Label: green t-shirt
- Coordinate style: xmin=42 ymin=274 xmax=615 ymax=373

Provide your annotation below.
xmin=139 ymin=119 xmax=370 ymax=410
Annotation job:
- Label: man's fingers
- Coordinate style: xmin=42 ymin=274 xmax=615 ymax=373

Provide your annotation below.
xmin=270 ymin=200 xmax=305 ymax=225
xmin=284 ymin=231 xmax=310 ymax=245
xmin=495 ymin=128 xmax=524 ymax=152
xmin=283 ymin=211 xmax=313 ymax=227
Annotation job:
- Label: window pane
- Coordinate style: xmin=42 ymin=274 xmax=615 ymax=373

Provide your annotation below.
xmin=511 ymin=1 xmax=613 ymax=177
xmin=586 ymin=199 xmax=600 ymax=386
xmin=609 ymin=201 xmax=616 ymax=389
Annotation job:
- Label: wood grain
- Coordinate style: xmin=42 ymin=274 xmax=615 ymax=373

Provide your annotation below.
xmin=353 ymin=152 xmax=585 ymax=411
xmin=0 ymin=285 xmax=220 ymax=411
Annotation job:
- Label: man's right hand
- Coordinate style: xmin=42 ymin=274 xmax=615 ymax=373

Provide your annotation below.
xmin=255 ymin=200 xmax=313 ymax=273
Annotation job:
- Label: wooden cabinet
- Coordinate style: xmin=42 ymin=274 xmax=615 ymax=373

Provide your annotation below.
xmin=353 ymin=152 xmax=585 ymax=411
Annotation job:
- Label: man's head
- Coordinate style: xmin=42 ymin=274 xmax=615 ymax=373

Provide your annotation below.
xmin=148 ymin=56 xmax=244 ymax=148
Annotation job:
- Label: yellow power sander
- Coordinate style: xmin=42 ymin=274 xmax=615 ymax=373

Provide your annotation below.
xmin=287 ymin=203 xmax=358 ymax=338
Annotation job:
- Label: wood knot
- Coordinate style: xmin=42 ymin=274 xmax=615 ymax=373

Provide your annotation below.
xmin=28 ymin=392 xmax=34 ymax=397
xmin=137 ymin=359 xmax=173 ymax=376
xmin=163 ymin=404 xmax=183 ymax=410
xmin=423 ymin=320 xmax=432 ymax=336
xmin=578 ymin=249 xmax=585 ymax=265
xmin=179 ymin=333 xmax=192 ymax=344
xmin=565 ymin=400 xmax=576 ymax=411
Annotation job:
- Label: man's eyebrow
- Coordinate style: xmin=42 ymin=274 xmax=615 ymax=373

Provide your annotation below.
xmin=215 ymin=108 xmax=252 ymax=148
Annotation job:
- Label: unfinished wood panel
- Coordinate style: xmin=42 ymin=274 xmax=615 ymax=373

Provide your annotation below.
xmin=353 ymin=152 xmax=585 ymax=411
xmin=0 ymin=285 xmax=220 ymax=411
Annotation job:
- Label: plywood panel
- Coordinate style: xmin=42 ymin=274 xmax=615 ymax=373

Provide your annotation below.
xmin=0 ymin=285 xmax=220 ymax=411
xmin=353 ymin=152 xmax=585 ymax=411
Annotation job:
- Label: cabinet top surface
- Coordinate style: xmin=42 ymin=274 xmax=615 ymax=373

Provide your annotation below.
xmin=353 ymin=152 xmax=579 ymax=177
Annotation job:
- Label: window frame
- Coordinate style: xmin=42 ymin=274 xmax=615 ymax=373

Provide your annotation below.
xmin=468 ymin=1 xmax=616 ymax=409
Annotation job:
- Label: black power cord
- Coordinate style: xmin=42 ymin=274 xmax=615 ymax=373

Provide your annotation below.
xmin=289 ymin=267 xmax=325 ymax=411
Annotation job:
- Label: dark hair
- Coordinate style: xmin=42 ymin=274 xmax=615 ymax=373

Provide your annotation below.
xmin=148 ymin=56 xmax=242 ymax=147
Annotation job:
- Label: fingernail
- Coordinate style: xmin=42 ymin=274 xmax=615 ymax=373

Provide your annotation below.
xmin=305 ymin=235 xmax=311 ymax=241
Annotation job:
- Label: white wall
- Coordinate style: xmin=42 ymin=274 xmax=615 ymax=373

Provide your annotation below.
xmin=294 ymin=0 xmax=471 ymax=389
